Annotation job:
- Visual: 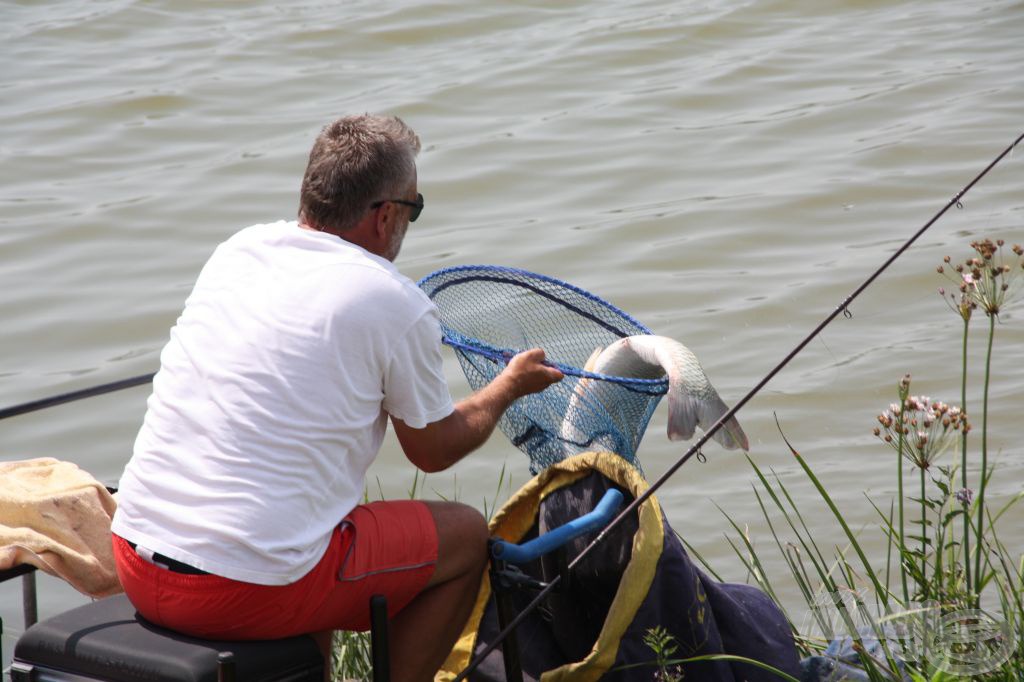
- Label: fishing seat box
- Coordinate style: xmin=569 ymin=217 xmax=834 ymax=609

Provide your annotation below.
xmin=10 ymin=594 xmax=323 ymax=682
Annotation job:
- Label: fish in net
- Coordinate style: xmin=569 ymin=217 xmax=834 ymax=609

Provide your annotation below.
xmin=419 ymin=266 xmax=748 ymax=474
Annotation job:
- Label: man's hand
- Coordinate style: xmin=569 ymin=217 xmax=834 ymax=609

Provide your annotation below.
xmin=391 ymin=348 xmax=563 ymax=472
xmin=502 ymin=348 xmax=565 ymax=396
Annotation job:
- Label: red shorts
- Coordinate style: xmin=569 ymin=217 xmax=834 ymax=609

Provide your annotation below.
xmin=113 ymin=500 xmax=437 ymax=640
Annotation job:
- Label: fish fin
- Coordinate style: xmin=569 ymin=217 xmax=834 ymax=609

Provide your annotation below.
xmin=720 ymin=416 xmax=750 ymax=451
xmin=666 ymin=392 xmax=700 ymax=442
xmin=582 ymin=347 xmax=603 ymax=373
xmin=698 ymin=393 xmax=749 ymax=451
xmin=670 ymin=390 xmax=749 ymax=451
xmin=711 ymin=415 xmax=749 ymax=451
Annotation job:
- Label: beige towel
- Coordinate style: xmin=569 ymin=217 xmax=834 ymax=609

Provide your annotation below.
xmin=0 ymin=457 xmax=122 ymax=598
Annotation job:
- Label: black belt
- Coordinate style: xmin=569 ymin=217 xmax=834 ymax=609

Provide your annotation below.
xmin=127 ymin=541 xmax=209 ymax=575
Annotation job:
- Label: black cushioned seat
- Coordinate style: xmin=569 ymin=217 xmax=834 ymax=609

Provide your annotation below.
xmin=11 ymin=594 xmax=323 ymax=682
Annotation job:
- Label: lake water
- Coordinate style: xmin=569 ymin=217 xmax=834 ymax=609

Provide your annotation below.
xmin=2 ymin=0 xmax=1023 ymax=668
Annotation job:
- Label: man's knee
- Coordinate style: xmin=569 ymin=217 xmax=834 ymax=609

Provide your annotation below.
xmin=423 ymin=501 xmax=488 ymax=582
xmin=424 ymin=500 xmax=486 ymax=535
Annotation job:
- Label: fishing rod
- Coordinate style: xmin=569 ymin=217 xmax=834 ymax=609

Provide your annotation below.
xmin=0 ymin=372 xmax=154 ymax=421
xmin=452 ymin=131 xmax=1024 ymax=681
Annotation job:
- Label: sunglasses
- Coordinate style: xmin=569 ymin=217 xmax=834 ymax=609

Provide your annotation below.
xmin=371 ymin=192 xmax=424 ymax=222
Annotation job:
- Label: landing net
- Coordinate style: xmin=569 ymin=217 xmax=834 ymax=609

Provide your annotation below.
xmin=418 ymin=266 xmax=668 ymax=473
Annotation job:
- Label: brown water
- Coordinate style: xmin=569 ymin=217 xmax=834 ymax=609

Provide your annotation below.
xmin=2 ymin=0 xmax=1023 ymax=666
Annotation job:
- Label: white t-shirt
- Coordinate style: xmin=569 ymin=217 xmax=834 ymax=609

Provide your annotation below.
xmin=112 ymin=221 xmax=454 ymax=585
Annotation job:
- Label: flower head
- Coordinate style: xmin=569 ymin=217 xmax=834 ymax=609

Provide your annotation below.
xmin=874 ymin=389 xmax=969 ymax=469
xmin=938 ymin=238 xmax=1024 ymax=318
xmin=955 ymin=488 xmax=974 ymax=507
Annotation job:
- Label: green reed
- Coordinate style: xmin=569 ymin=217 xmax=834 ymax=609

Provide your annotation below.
xmin=718 ymin=237 xmax=1024 ymax=681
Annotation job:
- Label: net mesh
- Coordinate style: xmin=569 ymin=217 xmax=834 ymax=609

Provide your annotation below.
xmin=418 ymin=265 xmax=668 ymax=473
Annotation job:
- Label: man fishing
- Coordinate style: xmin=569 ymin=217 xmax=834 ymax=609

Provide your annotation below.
xmin=110 ymin=114 xmax=564 ymax=682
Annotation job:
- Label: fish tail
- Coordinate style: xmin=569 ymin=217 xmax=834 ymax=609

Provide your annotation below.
xmin=715 ymin=416 xmax=750 ymax=451
xmin=670 ymin=391 xmax=749 ymax=451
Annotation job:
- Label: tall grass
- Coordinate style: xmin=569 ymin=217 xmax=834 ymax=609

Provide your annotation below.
xmin=720 ymin=238 xmax=1024 ymax=681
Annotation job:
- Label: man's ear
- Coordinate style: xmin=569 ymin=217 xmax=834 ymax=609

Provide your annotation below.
xmin=372 ymin=203 xmax=392 ymax=240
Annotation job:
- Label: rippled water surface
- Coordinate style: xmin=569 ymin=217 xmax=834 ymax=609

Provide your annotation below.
xmin=2 ymin=0 xmax=1023 ymax=664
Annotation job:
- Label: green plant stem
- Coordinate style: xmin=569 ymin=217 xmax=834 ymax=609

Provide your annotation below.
xmin=974 ymin=313 xmax=995 ymax=597
xmin=897 ymin=424 xmax=909 ymax=604
xmin=920 ymin=466 xmax=928 ymax=600
xmin=790 ymin=448 xmax=888 ymax=602
xmin=933 ymin=480 xmax=944 ymax=597
xmin=959 ymin=317 xmax=972 ymax=596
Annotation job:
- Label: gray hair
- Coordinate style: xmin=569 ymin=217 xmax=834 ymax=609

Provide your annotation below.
xmin=298 ymin=114 xmax=421 ymax=233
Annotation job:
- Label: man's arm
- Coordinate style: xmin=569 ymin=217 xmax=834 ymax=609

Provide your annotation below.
xmin=391 ymin=348 xmax=563 ymax=473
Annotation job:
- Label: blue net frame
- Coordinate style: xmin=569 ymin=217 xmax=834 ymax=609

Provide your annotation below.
xmin=418 ymin=265 xmax=668 ymax=473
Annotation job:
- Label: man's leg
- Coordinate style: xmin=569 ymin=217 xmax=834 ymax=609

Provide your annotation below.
xmin=312 ymin=630 xmax=333 ymax=682
xmin=389 ymin=500 xmax=488 ymax=682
